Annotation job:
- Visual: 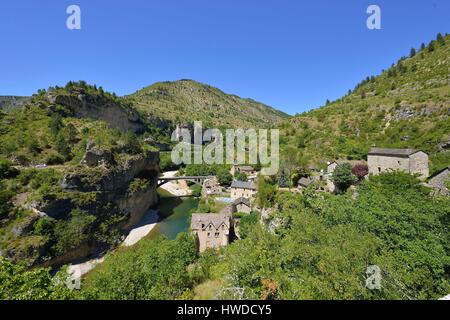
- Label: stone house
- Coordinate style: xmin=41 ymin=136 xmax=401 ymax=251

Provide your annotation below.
xmin=201 ymin=177 xmax=222 ymax=198
xmin=367 ymin=148 xmax=429 ymax=180
xmin=428 ymin=167 xmax=450 ymax=195
xmin=232 ymin=197 xmax=252 ymax=214
xmin=230 ymin=181 xmax=257 ymax=200
xmin=219 ymin=197 xmax=252 ymax=215
xmin=230 ymin=165 xmax=257 ymax=177
xmin=190 ymin=213 xmax=231 ymax=253
xmin=297 ymin=177 xmax=314 ymax=189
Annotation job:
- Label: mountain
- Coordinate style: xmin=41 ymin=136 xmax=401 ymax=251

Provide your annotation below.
xmin=126 ymin=79 xmax=289 ymax=129
xmin=280 ymin=33 xmax=450 ymax=175
xmin=0 ymin=96 xmax=30 ymax=111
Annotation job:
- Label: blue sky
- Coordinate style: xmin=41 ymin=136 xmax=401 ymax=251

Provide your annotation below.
xmin=0 ymin=1 xmax=448 ymax=115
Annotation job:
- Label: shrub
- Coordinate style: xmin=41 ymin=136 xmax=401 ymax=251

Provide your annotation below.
xmin=234 ymin=171 xmax=247 ymax=182
xmin=352 ymin=164 xmax=369 ymax=180
xmin=332 ymin=163 xmax=357 ymax=192
xmin=217 ymin=168 xmax=232 ymax=185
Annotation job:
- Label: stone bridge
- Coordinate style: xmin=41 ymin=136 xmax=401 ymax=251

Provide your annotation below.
xmin=157 ymin=176 xmax=215 ymax=188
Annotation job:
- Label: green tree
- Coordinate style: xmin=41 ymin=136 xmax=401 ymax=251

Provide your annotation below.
xmin=256 ymin=175 xmax=277 ymax=208
xmin=0 ymin=257 xmax=76 ymax=300
xmin=216 ymin=168 xmax=232 ymax=186
xmin=82 ymin=233 xmax=197 ymax=299
xmin=331 ymin=163 xmax=356 ymax=192
xmin=234 ymin=171 xmax=248 ymax=182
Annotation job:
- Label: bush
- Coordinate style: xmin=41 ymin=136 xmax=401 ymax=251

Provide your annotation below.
xmin=0 ymin=158 xmax=18 ymax=179
xmin=352 ymin=164 xmax=369 ymax=180
xmin=45 ymin=153 xmax=65 ymax=165
xmin=190 ymin=184 xmax=202 ymax=197
xmin=234 ymin=171 xmax=248 ymax=182
xmin=332 ymin=163 xmax=357 ymax=192
xmin=52 ymin=209 xmax=96 ymax=255
xmin=217 ymin=168 xmax=232 ymax=185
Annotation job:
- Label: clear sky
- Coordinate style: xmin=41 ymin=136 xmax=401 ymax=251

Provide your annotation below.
xmin=0 ymin=0 xmax=449 ymax=115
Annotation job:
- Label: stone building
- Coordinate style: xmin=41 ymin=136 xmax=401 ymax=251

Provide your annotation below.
xmin=297 ymin=177 xmax=314 ymax=189
xmin=230 ymin=165 xmax=257 ymax=177
xmin=190 ymin=213 xmax=231 ymax=253
xmin=233 ymin=197 xmax=252 ymax=214
xmin=428 ymin=167 xmax=450 ymax=195
xmin=201 ymin=177 xmax=222 ymax=198
xmin=219 ymin=197 xmax=252 ymax=216
xmin=230 ymin=181 xmax=257 ymax=200
xmin=367 ymin=148 xmax=429 ymax=180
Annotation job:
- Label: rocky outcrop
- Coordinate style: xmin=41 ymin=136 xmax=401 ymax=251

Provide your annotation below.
xmin=61 ymin=152 xmax=160 ymax=193
xmin=81 ymin=141 xmax=114 ymax=167
xmin=27 ymin=151 xmax=161 ymax=267
xmin=118 ymin=184 xmax=159 ymax=229
xmin=46 ymin=91 xmax=145 ymax=133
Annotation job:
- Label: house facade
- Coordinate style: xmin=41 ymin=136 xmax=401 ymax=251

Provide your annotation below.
xmin=201 ymin=177 xmax=222 ymax=198
xmin=232 ymin=197 xmax=252 ymax=214
xmin=367 ymin=148 xmax=429 ymax=180
xmin=230 ymin=181 xmax=257 ymax=199
xmin=190 ymin=213 xmax=231 ymax=253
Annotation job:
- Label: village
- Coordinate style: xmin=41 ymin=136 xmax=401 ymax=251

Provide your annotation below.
xmin=189 ymin=147 xmax=450 ymax=253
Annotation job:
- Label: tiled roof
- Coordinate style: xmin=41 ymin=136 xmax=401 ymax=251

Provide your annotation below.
xmin=231 ymin=180 xmax=256 ymax=190
xmin=298 ymin=177 xmax=314 ymax=187
xmin=233 ymin=197 xmax=251 ymax=207
xmin=368 ymin=148 xmax=420 ymax=157
xmin=190 ymin=213 xmax=231 ymax=230
xmin=235 ymin=165 xmax=255 ymax=172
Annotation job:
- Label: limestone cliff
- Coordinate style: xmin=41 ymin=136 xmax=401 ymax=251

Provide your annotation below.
xmin=45 ymin=89 xmax=145 ymax=133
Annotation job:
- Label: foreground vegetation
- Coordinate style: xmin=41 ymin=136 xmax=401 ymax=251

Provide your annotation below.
xmin=1 ymin=172 xmax=448 ymax=300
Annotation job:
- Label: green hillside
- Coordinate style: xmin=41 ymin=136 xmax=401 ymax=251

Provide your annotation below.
xmin=127 ymin=79 xmax=289 ymax=129
xmin=279 ymin=33 xmax=450 ymax=175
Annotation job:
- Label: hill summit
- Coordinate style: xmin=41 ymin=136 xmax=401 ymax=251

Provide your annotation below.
xmin=127 ymin=79 xmax=289 ymax=129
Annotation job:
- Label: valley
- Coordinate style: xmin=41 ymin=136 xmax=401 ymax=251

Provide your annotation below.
xmin=0 ymin=33 xmax=449 ymax=301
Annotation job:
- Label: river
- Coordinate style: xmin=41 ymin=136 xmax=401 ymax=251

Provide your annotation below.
xmin=68 ymin=188 xmax=199 ymax=278
xmin=147 ymin=188 xmax=199 ymax=240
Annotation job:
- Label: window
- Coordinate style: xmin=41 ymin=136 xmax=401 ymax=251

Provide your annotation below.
xmin=215 ymin=232 xmax=220 ymax=238
xmin=378 ymin=167 xmax=381 ymax=173
xmin=207 ymin=232 xmax=211 ymax=237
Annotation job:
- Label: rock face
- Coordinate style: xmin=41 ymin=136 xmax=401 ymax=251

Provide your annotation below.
xmin=46 ymin=91 xmax=145 ymax=133
xmin=62 ymin=152 xmax=160 ymax=193
xmin=81 ymin=141 xmax=114 ymax=167
xmin=31 ymin=151 xmax=160 ymax=268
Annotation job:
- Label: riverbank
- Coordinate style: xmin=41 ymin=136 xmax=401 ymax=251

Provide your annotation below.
xmin=67 ymin=179 xmax=195 ymax=279
xmin=67 ymin=209 xmax=160 ymax=278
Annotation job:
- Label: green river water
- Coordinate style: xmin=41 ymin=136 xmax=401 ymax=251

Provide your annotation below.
xmin=147 ymin=189 xmax=200 ymax=240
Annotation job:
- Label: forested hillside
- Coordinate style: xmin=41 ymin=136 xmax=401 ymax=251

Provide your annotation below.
xmin=279 ymin=33 xmax=450 ymax=175
xmin=127 ymin=79 xmax=289 ymax=129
